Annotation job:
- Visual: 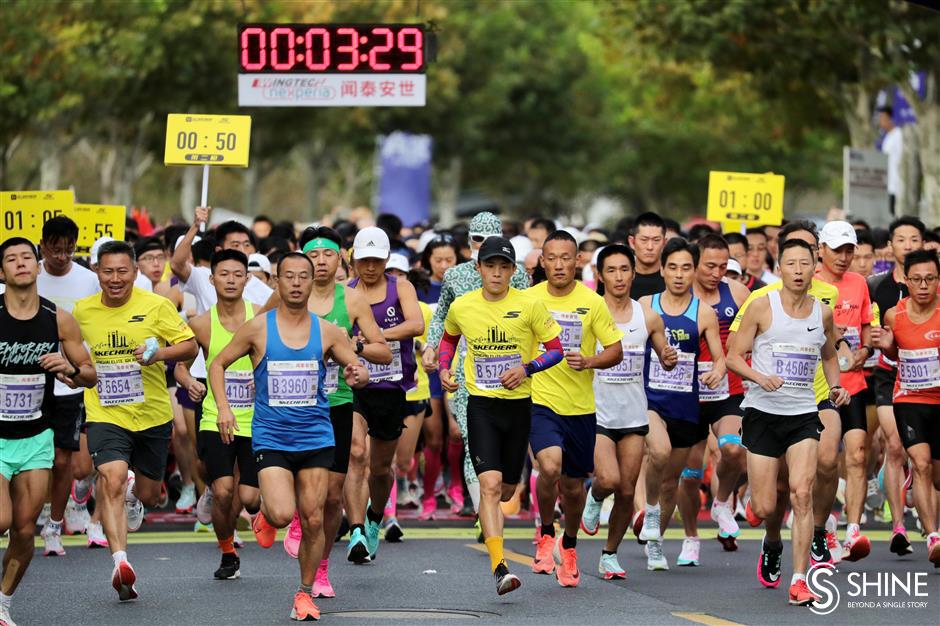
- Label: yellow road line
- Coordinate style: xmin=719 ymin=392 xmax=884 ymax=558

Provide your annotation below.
xmin=465 ymin=543 xmax=533 ymax=568
xmin=24 ymin=526 xmax=900 ymax=547
xmin=672 ymin=611 xmax=746 ymax=626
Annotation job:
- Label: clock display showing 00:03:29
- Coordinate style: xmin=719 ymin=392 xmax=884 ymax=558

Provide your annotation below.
xmin=238 ymin=24 xmax=425 ymax=73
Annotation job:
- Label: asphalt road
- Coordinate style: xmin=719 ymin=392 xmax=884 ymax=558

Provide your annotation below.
xmin=7 ymin=526 xmax=939 ymax=625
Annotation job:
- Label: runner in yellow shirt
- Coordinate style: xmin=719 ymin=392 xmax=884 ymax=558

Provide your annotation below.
xmin=438 ymin=237 xmax=563 ymax=596
xmin=73 ymin=240 xmax=197 ymax=603
xmin=729 ymin=220 xmax=842 ymax=564
xmin=527 ymin=230 xmax=623 ymax=587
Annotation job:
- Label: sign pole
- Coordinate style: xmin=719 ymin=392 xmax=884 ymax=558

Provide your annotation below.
xmin=199 ymin=164 xmax=209 ymax=232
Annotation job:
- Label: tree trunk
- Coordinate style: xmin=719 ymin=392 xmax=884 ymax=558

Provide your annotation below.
xmin=39 ymin=135 xmax=61 ymax=190
xmin=300 ymin=138 xmax=329 ymax=223
xmin=243 ymin=166 xmax=260 ymax=216
xmin=897 ymin=124 xmax=920 ymax=216
xmin=180 ymin=166 xmax=199 ymax=220
xmin=898 ymin=70 xmax=939 ymax=226
xmin=436 ymin=156 xmax=461 ymax=227
xmin=839 ymin=83 xmax=876 ymax=148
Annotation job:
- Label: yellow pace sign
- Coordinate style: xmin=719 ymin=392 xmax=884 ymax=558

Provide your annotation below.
xmin=164 ymin=114 xmax=252 ymax=167
xmin=73 ymin=204 xmax=126 ymax=256
xmin=0 ymin=190 xmax=75 ymax=244
xmin=706 ymin=171 xmax=785 ymax=226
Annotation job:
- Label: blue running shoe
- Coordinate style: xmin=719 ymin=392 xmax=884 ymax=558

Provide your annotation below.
xmin=365 ymin=517 xmax=381 ymax=559
xmin=347 ymin=527 xmax=370 ymax=564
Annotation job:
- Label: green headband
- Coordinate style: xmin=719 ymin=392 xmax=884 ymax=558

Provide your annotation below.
xmin=302 ymin=238 xmax=341 ymax=254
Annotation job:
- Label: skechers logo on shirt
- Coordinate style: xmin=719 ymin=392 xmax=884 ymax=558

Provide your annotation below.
xmin=128 ymin=315 xmax=146 ymax=323
xmin=503 ymin=311 xmax=520 ymax=319
xmin=574 ymin=307 xmax=589 ymax=315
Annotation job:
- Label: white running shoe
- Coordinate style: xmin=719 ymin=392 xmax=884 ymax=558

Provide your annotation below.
xmin=638 ymin=506 xmax=661 ymax=542
xmin=646 ymin=539 xmax=669 ymax=571
xmin=65 ymin=497 xmax=91 ymax=535
xmin=710 ymin=499 xmax=740 ymax=538
xmin=86 ymin=521 xmax=108 ymax=548
xmin=41 ymin=522 xmax=66 ymax=556
xmin=0 ymin=602 xmax=17 ymax=626
xmin=195 ymin=487 xmax=213 ymax=525
xmin=175 ymin=483 xmax=196 ymax=514
xmin=36 ymin=502 xmax=51 ymax=528
xmin=125 ymin=472 xmax=144 ymax=532
xmin=598 ymin=553 xmax=626 ymax=580
xmin=676 ymin=537 xmax=700 ymax=566
xmin=580 ymin=493 xmax=602 ymax=536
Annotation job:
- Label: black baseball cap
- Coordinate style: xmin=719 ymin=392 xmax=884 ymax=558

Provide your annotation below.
xmin=477 ymin=236 xmax=516 ymax=264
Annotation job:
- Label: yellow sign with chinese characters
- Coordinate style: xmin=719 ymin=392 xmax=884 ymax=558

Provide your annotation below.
xmin=707 ymin=171 xmax=785 ymax=227
xmin=164 ymin=114 xmax=252 ymax=167
xmin=73 ymin=204 xmax=126 ymax=256
xmin=0 ymin=190 xmax=75 ymax=244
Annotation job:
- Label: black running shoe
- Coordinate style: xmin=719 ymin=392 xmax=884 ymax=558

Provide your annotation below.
xmin=494 ymin=561 xmax=521 ymax=596
xmin=810 ymin=530 xmax=832 ymax=565
xmin=889 ymin=529 xmax=913 ymax=556
xmin=757 ymin=541 xmax=783 ymax=589
xmin=214 ymin=553 xmax=240 ymax=580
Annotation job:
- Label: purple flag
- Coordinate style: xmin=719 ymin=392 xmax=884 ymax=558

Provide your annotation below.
xmin=377 ymin=132 xmax=431 ymax=227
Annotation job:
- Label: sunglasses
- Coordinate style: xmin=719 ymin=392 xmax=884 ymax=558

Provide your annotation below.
xmin=469 ymin=233 xmax=495 ymax=244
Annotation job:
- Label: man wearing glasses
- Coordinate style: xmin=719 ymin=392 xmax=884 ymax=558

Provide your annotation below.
xmin=36 ymin=216 xmax=102 ymax=555
xmin=424 ymin=212 xmax=530 ymax=517
xmin=872 ymin=248 xmax=940 ymax=567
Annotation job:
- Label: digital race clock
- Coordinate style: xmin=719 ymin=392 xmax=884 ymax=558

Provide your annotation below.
xmin=237 ymin=23 xmax=427 ymax=107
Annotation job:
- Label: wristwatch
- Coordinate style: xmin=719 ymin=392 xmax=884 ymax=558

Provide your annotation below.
xmin=862 ymin=344 xmax=874 ymax=356
xmin=69 ymin=365 xmax=80 ymax=379
xmin=355 ymin=340 xmax=365 ymax=355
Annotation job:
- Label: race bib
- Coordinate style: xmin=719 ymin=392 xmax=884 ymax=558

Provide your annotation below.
xmin=473 ymin=354 xmax=523 ymax=390
xmin=223 ymin=370 xmax=254 ymax=410
xmin=268 ymin=360 xmax=318 ymax=407
xmin=551 ymin=311 xmax=583 ymax=352
xmin=843 ymin=326 xmax=861 ymax=351
xmin=698 ymin=361 xmax=729 ymax=402
xmin=864 ymin=347 xmax=881 ymax=369
xmin=362 ymin=340 xmax=403 ymax=382
xmin=323 ymin=361 xmax=340 ymax=395
xmin=596 ymin=342 xmax=644 ymax=384
xmin=771 ymin=343 xmax=818 ymax=389
xmin=648 ymin=350 xmax=695 ymax=393
xmin=96 ymin=362 xmax=145 ymax=406
xmin=0 ymin=373 xmax=45 ymax=421
xmin=898 ymin=348 xmax=940 ymax=391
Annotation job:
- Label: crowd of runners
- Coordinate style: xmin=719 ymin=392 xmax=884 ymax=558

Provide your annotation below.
xmin=1 ymin=206 xmax=939 ymax=623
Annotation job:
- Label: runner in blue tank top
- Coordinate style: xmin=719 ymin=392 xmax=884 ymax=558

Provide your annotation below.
xmin=208 ymin=252 xmax=369 ymax=622
xmin=637 ymin=238 xmax=726 ymax=571
xmin=344 ymin=227 xmax=425 ymax=564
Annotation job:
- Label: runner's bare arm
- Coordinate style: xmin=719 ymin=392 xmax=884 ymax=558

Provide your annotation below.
xmin=871 ymin=307 xmax=898 ymax=360
xmin=643 ymin=300 xmax=677 ymax=370
xmin=43 ymin=309 xmax=96 ymax=388
xmin=321 ymin=320 xmax=369 ymax=389
xmin=208 ymin=315 xmax=263 ymax=443
xmin=821 ymin=306 xmax=850 ymax=406
xmin=567 ymin=339 xmax=622 ymax=371
xmin=726 ymin=297 xmax=781 ymax=392
xmin=381 ymin=278 xmax=424 ymax=341
xmin=699 ymin=304 xmax=727 ymax=386
xmin=170 ymin=206 xmax=209 ymax=283
xmin=346 ymin=287 xmax=392 ymax=364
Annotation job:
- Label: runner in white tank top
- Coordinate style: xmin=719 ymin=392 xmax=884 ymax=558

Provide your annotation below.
xmin=578 ymin=245 xmax=677 ymax=581
xmin=726 ymin=238 xmax=849 ymax=607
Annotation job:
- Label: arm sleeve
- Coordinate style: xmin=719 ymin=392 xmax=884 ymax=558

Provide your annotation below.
xmin=525 ymin=336 xmax=564 ymax=376
xmin=427 ymin=274 xmax=456 ymax=349
xmin=438 ymin=331 xmax=461 ymax=371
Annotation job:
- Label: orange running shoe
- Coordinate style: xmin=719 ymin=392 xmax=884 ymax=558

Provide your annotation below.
xmin=927 ymin=534 xmax=940 ymax=567
xmin=532 ymin=533 xmax=555 ymax=574
xmin=252 ymin=511 xmax=277 ymax=549
xmin=289 ymin=590 xmax=320 ymax=621
xmin=552 ymin=536 xmax=580 ymax=588
xmin=788 ymin=579 xmax=820 ymax=606
xmin=745 ymin=500 xmax=763 ymax=528
xmin=111 ymin=560 xmax=139 ymax=602
xmin=842 ymin=528 xmax=871 ymax=562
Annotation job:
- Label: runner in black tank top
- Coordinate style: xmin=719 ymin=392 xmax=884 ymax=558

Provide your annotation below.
xmin=0 ymin=237 xmax=96 ymax=626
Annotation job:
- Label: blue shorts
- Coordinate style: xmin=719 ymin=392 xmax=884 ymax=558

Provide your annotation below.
xmin=529 ymin=404 xmax=596 ymax=478
xmin=428 ymin=370 xmax=443 ymax=400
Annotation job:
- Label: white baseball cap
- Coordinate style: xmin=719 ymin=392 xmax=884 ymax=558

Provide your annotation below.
xmin=352 ymin=226 xmax=391 ymax=260
xmin=174 ymin=234 xmax=201 ymax=252
xmin=248 ymin=253 xmax=272 ymax=274
xmin=90 ymin=237 xmax=115 ymax=265
xmin=725 ymin=259 xmax=743 ymax=275
xmin=819 ymin=221 xmax=857 ymax=249
xmin=386 ymin=253 xmax=410 ymax=273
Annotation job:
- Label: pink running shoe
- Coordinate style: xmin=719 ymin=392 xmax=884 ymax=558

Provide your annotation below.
xmin=312 ymin=559 xmax=336 ymax=598
xmin=284 ymin=511 xmax=302 ymax=559
xmin=417 ymin=496 xmax=436 ymax=521
xmin=447 ymin=484 xmax=465 ymax=514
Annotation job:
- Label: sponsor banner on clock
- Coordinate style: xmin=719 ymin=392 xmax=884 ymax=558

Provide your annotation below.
xmin=238 ymin=74 xmax=426 ymax=107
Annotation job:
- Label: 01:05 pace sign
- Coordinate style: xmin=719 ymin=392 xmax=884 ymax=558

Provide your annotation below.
xmin=237 ymin=23 xmax=427 ymax=108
